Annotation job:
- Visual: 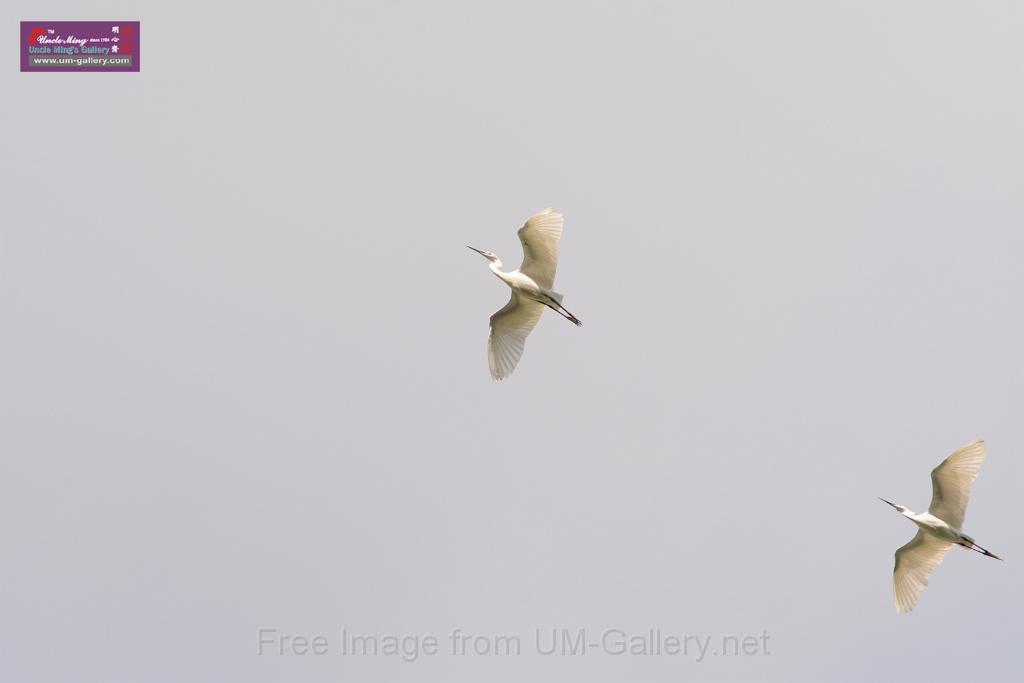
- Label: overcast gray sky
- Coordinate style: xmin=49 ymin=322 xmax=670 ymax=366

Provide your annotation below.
xmin=3 ymin=2 xmax=1023 ymax=681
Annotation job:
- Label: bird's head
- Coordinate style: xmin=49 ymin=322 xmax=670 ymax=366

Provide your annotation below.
xmin=878 ymin=497 xmax=907 ymax=513
xmin=466 ymin=246 xmax=500 ymax=263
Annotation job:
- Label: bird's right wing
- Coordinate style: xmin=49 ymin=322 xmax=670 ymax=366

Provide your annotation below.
xmin=487 ymin=292 xmax=545 ymax=380
xmin=517 ymin=208 xmax=564 ymax=291
xmin=928 ymin=440 xmax=986 ymax=529
xmin=893 ymin=530 xmax=953 ymax=613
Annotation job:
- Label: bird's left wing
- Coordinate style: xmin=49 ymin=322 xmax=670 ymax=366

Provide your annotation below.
xmin=893 ymin=530 xmax=953 ymax=613
xmin=928 ymin=440 xmax=986 ymax=529
xmin=488 ymin=292 xmax=545 ymax=380
xmin=517 ymin=208 xmax=564 ymax=290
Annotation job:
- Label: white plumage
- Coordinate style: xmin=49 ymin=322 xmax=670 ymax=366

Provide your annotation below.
xmin=467 ymin=208 xmax=581 ymax=380
xmin=881 ymin=440 xmax=1001 ymax=614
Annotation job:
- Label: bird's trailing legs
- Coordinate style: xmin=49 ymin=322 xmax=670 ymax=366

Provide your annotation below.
xmin=555 ymin=304 xmax=583 ymax=327
xmin=548 ymin=302 xmax=582 ymax=326
xmin=960 ymin=541 xmax=1002 ymax=560
xmin=541 ymin=295 xmax=583 ymax=326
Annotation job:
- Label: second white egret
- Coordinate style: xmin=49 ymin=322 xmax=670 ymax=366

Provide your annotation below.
xmin=467 ymin=208 xmax=581 ymax=380
xmin=880 ymin=440 xmax=1001 ymax=614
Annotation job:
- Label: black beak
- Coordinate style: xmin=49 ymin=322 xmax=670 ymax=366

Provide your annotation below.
xmin=466 ymin=245 xmax=486 ymax=256
xmin=878 ymin=497 xmax=897 ymax=509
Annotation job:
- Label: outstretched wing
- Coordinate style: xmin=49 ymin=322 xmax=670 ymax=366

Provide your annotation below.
xmin=929 ymin=440 xmax=986 ymax=529
xmin=516 ymin=208 xmax=564 ymax=290
xmin=893 ymin=530 xmax=952 ymax=613
xmin=487 ymin=292 xmax=545 ymax=380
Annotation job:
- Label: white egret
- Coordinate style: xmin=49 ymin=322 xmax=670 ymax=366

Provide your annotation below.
xmin=880 ymin=440 xmax=1001 ymax=614
xmin=467 ymin=208 xmax=581 ymax=380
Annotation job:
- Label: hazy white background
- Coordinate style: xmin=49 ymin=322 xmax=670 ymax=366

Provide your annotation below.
xmin=3 ymin=2 xmax=1022 ymax=681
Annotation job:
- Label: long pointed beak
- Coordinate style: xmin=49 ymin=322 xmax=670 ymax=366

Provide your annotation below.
xmin=878 ymin=497 xmax=898 ymax=509
xmin=466 ymin=245 xmax=485 ymax=256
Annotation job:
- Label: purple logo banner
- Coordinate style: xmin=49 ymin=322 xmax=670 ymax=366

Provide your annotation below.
xmin=21 ymin=21 xmax=140 ymax=72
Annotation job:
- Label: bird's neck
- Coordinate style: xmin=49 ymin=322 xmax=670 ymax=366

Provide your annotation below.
xmin=488 ymin=260 xmax=506 ymax=276
xmin=901 ymin=509 xmax=918 ymax=520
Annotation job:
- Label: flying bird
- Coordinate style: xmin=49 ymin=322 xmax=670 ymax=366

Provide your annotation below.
xmin=467 ymin=208 xmax=581 ymax=380
xmin=880 ymin=440 xmax=1001 ymax=614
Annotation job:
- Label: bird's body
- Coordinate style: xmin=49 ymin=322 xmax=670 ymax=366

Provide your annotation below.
xmin=486 ymin=263 xmax=558 ymax=305
xmin=898 ymin=510 xmax=977 ymax=549
xmin=881 ymin=440 xmax=1001 ymax=614
xmin=468 ymin=208 xmax=581 ymax=380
